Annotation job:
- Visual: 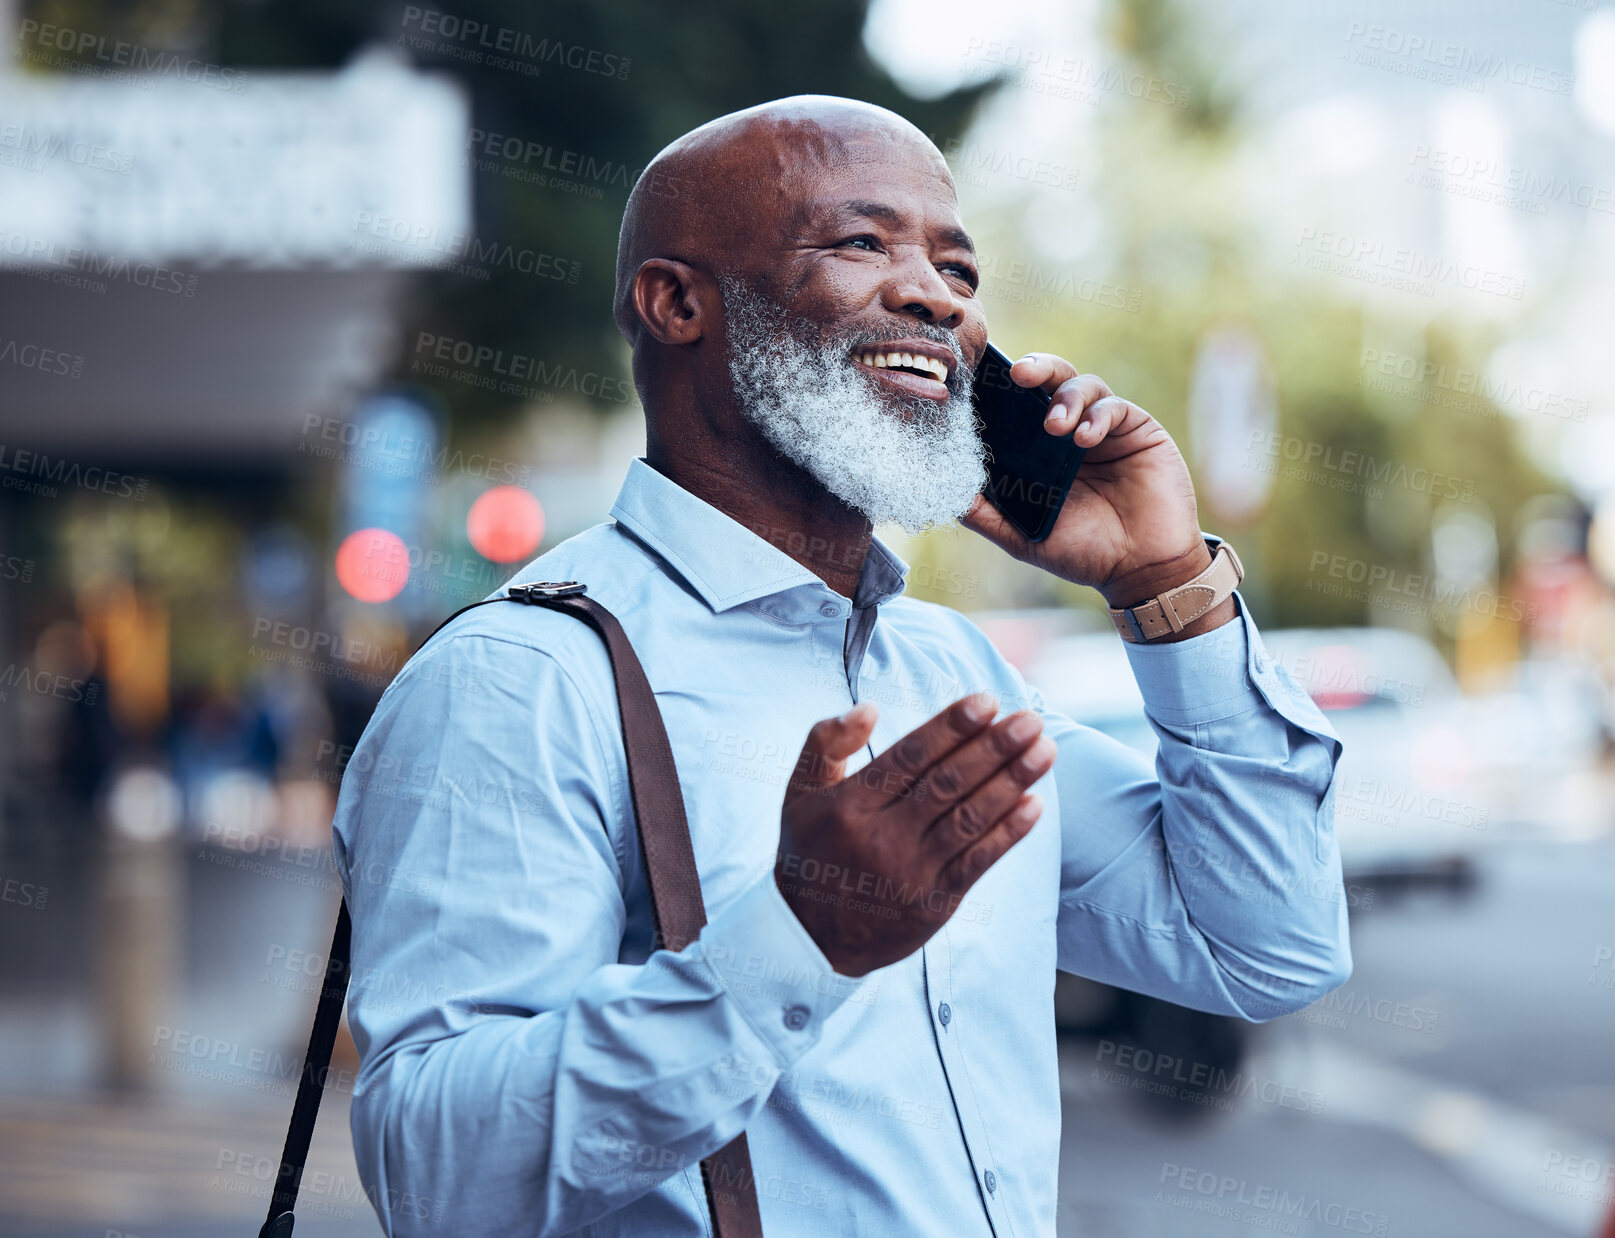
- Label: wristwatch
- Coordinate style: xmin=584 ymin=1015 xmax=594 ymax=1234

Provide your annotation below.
xmin=1106 ymin=535 xmax=1244 ymax=643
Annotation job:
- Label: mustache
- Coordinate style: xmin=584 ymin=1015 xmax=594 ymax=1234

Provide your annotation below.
xmin=718 ymin=277 xmax=973 ymax=393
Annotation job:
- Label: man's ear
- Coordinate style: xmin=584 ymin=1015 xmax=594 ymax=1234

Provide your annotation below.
xmin=631 ymin=259 xmax=716 ymax=346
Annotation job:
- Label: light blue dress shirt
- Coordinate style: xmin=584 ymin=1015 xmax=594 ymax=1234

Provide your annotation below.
xmin=332 ymin=456 xmax=1351 ymax=1238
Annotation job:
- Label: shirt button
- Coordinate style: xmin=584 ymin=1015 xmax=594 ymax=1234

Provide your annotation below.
xmin=782 ymin=1004 xmax=810 ymax=1031
xmin=1253 ymin=649 xmax=1269 ymax=673
xmin=819 ymin=602 xmax=840 ymax=618
xmin=937 ymin=1001 xmax=952 ymax=1026
xmin=983 ymin=1169 xmax=997 ymax=1194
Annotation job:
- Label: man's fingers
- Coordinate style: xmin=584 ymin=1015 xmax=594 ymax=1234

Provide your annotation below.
xmin=938 ymin=793 xmax=1043 ymax=894
xmin=1008 ymin=352 xmax=1079 ymax=394
xmin=898 ymin=708 xmax=1047 ymax=828
xmin=924 ymin=734 xmax=1056 ymax=855
xmin=788 ymin=702 xmax=878 ymax=799
xmin=851 ymin=692 xmax=998 ymax=808
xmin=1043 ymin=378 xmax=1117 ymax=437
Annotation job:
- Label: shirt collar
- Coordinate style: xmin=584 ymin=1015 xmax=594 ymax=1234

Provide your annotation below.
xmin=608 ymin=456 xmax=910 ymax=614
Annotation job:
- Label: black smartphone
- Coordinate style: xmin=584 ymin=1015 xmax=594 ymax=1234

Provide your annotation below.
xmin=972 ymin=342 xmax=1086 ymax=543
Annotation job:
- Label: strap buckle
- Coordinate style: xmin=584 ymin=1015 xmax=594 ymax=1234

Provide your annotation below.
xmin=1123 ymin=607 xmax=1148 ymax=643
xmin=508 ymin=580 xmax=586 ymax=603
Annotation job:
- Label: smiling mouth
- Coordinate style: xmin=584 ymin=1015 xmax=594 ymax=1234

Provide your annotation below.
xmin=852 ymin=349 xmax=952 ymax=384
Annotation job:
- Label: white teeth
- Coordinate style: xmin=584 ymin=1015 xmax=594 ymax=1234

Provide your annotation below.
xmin=852 ymin=350 xmax=950 ymax=382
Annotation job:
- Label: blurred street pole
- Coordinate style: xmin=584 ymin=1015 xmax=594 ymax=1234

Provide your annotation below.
xmin=96 ymin=770 xmax=182 ymax=1091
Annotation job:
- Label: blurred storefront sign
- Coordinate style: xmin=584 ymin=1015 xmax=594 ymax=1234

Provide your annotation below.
xmin=0 ymin=46 xmax=471 ymax=462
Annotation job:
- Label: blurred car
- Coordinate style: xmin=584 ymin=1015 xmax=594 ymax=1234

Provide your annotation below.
xmin=1014 ymin=623 xmax=1501 ymax=1110
xmin=1024 ymin=625 xmax=1511 ymax=882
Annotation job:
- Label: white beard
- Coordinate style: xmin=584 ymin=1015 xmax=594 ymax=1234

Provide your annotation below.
xmin=721 ymin=278 xmax=986 ymax=534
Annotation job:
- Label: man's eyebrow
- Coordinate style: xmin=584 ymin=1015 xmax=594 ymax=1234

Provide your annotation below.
xmin=827 ymin=200 xmax=977 ymax=255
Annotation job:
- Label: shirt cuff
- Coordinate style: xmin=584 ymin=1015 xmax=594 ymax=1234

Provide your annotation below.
xmin=1122 ymin=591 xmax=1341 ymax=741
xmin=1121 ymin=590 xmax=1264 ymax=726
xmin=696 ymin=871 xmax=858 ymax=1068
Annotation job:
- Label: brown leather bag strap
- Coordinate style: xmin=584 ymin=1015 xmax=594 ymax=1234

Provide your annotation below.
xmin=517 ymin=585 xmax=765 ymax=1238
xmin=538 ymin=591 xmax=708 ymax=951
xmin=258 ymin=580 xmax=764 ymax=1238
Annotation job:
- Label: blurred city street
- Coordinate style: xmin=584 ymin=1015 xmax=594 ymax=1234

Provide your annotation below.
xmin=1 ymin=750 xmax=1611 ymax=1236
xmin=4 ymin=0 xmax=1615 ymax=1233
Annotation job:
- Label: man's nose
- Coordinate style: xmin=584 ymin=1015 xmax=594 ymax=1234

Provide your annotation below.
xmin=881 ymin=248 xmax=966 ymax=328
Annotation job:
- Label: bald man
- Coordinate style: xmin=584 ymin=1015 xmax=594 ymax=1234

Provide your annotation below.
xmin=333 ymin=96 xmax=1350 ymax=1237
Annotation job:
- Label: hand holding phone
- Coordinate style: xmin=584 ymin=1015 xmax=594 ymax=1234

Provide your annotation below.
xmin=971 ymin=343 xmax=1086 ymax=543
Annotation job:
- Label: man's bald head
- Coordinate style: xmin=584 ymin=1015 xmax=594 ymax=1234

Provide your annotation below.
xmin=611 ymin=95 xmax=953 ymax=344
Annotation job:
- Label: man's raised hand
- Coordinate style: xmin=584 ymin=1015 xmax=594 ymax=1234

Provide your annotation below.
xmin=775 ymin=692 xmax=1054 ymax=976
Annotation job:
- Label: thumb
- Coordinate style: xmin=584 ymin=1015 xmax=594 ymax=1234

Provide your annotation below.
xmin=787 ymin=702 xmax=878 ymax=798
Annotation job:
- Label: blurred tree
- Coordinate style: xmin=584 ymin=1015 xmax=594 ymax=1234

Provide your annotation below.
xmin=898 ymin=0 xmax=1558 ymax=644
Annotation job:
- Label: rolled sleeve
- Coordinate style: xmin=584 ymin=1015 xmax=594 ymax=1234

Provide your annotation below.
xmin=1052 ymin=592 xmax=1352 ymax=1021
xmin=1124 ymin=593 xmax=1337 ymax=738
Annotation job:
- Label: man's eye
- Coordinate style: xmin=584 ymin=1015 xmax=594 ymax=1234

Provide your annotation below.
xmin=840 ymin=235 xmax=880 ymax=252
xmin=941 ymin=263 xmax=978 ymax=287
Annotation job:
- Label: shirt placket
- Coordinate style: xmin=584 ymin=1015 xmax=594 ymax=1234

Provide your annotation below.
xmin=922 ymin=939 xmax=1013 ymax=1237
xmin=843 ymin=597 xmax=1006 ymax=1238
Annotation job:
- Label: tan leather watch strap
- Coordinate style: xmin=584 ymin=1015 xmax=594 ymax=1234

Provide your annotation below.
xmin=1107 ymin=539 xmax=1244 ymax=643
